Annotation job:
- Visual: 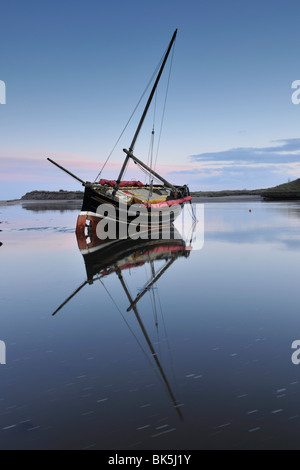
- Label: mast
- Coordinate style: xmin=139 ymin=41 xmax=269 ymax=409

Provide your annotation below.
xmin=113 ymin=29 xmax=177 ymax=196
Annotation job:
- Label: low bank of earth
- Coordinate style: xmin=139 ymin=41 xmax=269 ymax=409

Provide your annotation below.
xmin=2 ymin=179 xmax=300 ymax=204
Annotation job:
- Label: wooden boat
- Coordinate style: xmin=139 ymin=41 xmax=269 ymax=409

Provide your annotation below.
xmin=48 ymin=29 xmax=192 ymax=238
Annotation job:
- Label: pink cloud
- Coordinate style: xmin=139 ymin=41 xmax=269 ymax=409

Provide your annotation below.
xmin=0 ymin=155 xmax=196 ymax=184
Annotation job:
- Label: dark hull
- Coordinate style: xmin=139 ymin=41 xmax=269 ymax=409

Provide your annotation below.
xmin=81 ymin=185 xmax=185 ymax=218
xmin=76 ymin=185 xmax=191 ymax=240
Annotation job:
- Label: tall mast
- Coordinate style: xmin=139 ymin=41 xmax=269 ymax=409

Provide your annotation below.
xmin=113 ymin=29 xmax=177 ymax=195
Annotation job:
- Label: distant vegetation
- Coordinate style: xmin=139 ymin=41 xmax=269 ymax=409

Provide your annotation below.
xmin=21 ymin=190 xmax=84 ymax=200
xmin=191 ymin=178 xmax=300 ymax=200
xmin=259 ymin=178 xmax=300 ymax=200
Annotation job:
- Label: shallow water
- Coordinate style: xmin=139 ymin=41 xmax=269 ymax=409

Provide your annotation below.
xmin=1 ymin=200 xmax=300 ymax=450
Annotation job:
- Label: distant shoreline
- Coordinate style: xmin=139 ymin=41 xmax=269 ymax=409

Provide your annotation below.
xmin=1 ymin=179 xmax=300 ymax=205
xmin=191 ymin=195 xmax=263 ymax=202
xmin=0 ymin=199 xmax=83 ymax=206
xmin=0 ymin=194 xmax=265 ymax=205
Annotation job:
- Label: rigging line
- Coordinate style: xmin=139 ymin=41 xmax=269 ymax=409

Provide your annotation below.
xmin=99 ymin=278 xmax=156 ymax=373
xmin=146 ymin=254 xmax=162 ymax=358
xmin=148 ymin=273 xmax=159 ymax=329
xmin=187 ymin=200 xmax=198 ymax=223
xmin=147 ymin=90 xmax=157 ymax=178
xmin=94 ymin=51 xmax=165 ymax=182
xmin=134 ymin=160 xmax=161 ymax=185
xmin=151 ymin=286 xmax=161 ymax=349
xmin=145 ymin=127 xmax=155 ymax=185
xmin=154 ymin=35 xmax=176 ymax=172
xmin=146 ymin=90 xmax=157 ymax=167
xmin=149 ymin=259 xmax=158 ymax=325
xmin=156 ymin=285 xmax=179 ymax=397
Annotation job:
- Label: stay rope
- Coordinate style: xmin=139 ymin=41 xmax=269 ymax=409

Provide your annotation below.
xmin=153 ymin=38 xmax=176 ymax=172
xmin=94 ymin=35 xmax=176 ymax=183
xmin=94 ymin=52 xmax=165 ymax=183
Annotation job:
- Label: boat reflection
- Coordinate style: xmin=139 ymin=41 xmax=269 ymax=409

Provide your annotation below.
xmin=52 ymin=224 xmax=193 ymax=421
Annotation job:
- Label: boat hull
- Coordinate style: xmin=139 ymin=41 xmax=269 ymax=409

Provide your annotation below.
xmin=76 ymin=185 xmax=191 ymax=241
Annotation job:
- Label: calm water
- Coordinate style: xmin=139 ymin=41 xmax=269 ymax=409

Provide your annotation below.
xmin=1 ymin=199 xmax=300 ymax=450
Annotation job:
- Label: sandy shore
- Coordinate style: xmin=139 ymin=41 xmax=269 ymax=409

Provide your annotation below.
xmin=0 ymin=199 xmax=21 ymax=206
xmin=0 ymin=199 xmax=82 ymax=206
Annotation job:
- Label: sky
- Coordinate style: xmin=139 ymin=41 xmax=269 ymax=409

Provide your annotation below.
xmin=1 ymin=0 xmax=300 ymax=199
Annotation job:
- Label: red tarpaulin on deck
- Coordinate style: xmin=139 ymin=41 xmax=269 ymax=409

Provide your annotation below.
xmin=99 ymin=179 xmax=144 ymax=188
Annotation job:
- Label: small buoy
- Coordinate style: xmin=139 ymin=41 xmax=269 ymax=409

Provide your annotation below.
xmin=249 ymin=209 xmax=252 ymax=213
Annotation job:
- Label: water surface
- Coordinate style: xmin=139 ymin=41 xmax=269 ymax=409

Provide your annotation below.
xmin=1 ymin=199 xmax=300 ymax=450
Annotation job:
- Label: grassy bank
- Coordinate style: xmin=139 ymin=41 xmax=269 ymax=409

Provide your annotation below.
xmin=191 ymin=179 xmax=300 ymax=200
xmin=16 ymin=178 xmax=300 ymax=201
xmin=190 ymin=189 xmax=263 ymax=197
xmin=21 ymin=190 xmax=84 ymax=200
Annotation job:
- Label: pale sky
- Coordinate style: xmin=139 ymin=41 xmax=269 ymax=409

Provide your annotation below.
xmin=1 ymin=0 xmax=300 ymax=199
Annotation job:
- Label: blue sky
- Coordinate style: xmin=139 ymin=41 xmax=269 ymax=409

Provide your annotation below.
xmin=1 ymin=0 xmax=300 ymax=199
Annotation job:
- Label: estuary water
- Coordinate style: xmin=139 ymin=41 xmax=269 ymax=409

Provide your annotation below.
xmin=1 ymin=199 xmax=300 ymax=450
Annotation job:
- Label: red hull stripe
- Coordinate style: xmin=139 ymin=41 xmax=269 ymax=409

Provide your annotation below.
xmin=143 ymin=195 xmax=192 ymax=209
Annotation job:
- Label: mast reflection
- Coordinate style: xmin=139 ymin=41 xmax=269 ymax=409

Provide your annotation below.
xmin=52 ymin=224 xmax=193 ymax=421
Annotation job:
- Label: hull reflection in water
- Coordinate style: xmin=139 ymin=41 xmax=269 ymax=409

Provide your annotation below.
xmin=52 ymin=224 xmax=193 ymax=421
